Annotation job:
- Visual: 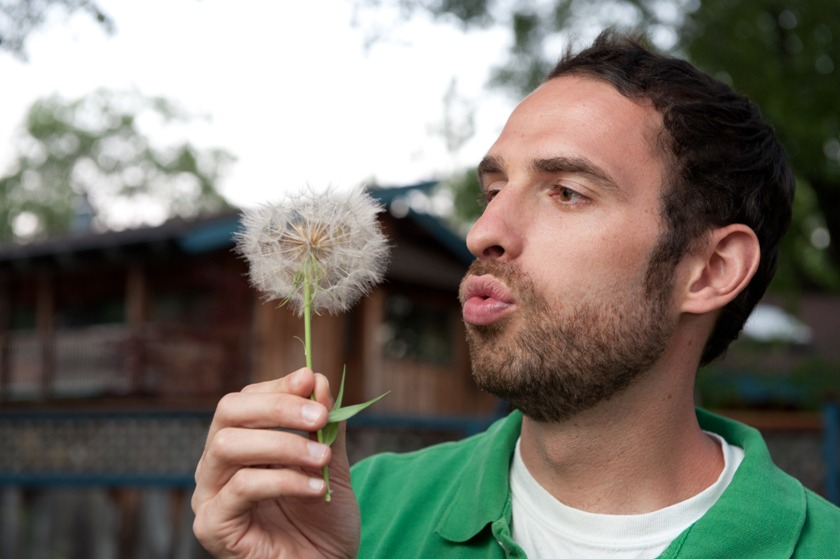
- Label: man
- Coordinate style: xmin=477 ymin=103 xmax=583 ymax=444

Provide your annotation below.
xmin=192 ymin=31 xmax=840 ymax=557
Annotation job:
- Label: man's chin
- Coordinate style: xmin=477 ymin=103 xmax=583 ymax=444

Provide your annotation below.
xmin=470 ymin=376 xmax=579 ymax=424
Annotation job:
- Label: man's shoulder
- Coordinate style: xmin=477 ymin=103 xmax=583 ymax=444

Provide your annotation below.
xmin=695 ymin=408 xmax=840 ymax=556
xmin=350 ymin=440 xmax=468 ymax=497
xmin=351 ymin=437 xmax=473 ymax=478
xmin=351 ymin=412 xmax=519 ymax=485
xmin=795 ymin=489 xmax=840 ymax=557
xmin=350 ymin=411 xmax=521 ymax=509
xmin=350 ymin=412 xmax=521 ymax=558
xmin=804 ymin=487 xmax=840 ymax=518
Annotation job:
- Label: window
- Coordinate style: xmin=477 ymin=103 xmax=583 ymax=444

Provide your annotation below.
xmin=380 ymin=294 xmax=453 ymax=365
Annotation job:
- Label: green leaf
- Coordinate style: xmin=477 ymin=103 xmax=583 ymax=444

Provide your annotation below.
xmin=320 ymin=368 xmax=347 ymax=446
xmin=333 ymin=366 xmax=346 ymax=411
xmin=328 ymin=391 xmax=390 ymax=423
xmin=321 ymin=419 xmax=340 ymax=446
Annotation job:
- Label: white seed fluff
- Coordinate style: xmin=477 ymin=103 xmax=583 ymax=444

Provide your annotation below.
xmin=235 ymin=187 xmax=390 ymax=315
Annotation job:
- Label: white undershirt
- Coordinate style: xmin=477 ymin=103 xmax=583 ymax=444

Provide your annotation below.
xmin=510 ymin=432 xmax=744 ymax=559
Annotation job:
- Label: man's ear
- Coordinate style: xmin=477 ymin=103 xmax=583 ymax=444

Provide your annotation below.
xmin=679 ymin=224 xmax=760 ymax=315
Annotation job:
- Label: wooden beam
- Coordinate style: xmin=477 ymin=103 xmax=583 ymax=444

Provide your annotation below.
xmin=715 ymin=409 xmax=823 ymax=431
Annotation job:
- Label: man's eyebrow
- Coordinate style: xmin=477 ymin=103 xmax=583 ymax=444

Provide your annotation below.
xmin=531 ymin=157 xmax=619 ymax=190
xmin=477 ymin=155 xmax=503 ymax=177
xmin=477 ymin=155 xmax=619 ymax=191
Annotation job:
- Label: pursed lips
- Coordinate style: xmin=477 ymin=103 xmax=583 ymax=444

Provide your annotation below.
xmin=459 ymin=274 xmax=517 ymax=326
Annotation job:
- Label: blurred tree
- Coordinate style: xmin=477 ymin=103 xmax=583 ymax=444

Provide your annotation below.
xmin=0 ymin=0 xmax=114 ymax=59
xmin=0 ymin=89 xmax=234 ymax=243
xmin=681 ymin=1 xmax=840 ymax=291
xmin=427 ymin=78 xmax=481 ymax=231
xmin=354 ymin=0 xmax=840 ymax=291
xmin=441 ymin=167 xmax=482 ymax=231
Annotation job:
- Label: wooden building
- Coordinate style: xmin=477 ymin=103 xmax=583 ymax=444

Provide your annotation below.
xmin=0 ymin=183 xmax=501 ymax=558
xmin=0 ymin=183 xmax=497 ymax=417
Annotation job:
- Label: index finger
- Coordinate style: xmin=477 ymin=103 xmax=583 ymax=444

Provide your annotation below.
xmin=243 ymin=368 xmax=334 ymax=407
xmin=198 ymin=369 xmax=332 ymax=470
xmin=241 ymin=367 xmax=315 ymax=396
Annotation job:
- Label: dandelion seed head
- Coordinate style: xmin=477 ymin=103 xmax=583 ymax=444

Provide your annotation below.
xmin=235 ymin=187 xmax=391 ymax=315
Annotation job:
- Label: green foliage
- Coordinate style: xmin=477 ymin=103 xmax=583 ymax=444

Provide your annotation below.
xmin=774 ymin=179 xmax=840 ymax=292
xmin=426 ymin=0 xmax=494 ymax=26
xmin=682 ymin=1 xmax=840 ymax=285
xmin=440 ymin=167 xmax=482 ymax=232
xmin=697 ymin=359 xmax=840 ymax=411
xmin=0 ymin=89 xmax=234 ymax=244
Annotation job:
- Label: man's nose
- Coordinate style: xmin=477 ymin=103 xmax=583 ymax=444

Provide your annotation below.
xmin=465 ymin=188 xmax=524 ymax=261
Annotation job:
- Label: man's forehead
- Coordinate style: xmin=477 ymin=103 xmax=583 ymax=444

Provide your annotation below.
xmin=481 ymin=75 xmax=668 ymax=190
xmin=529 ymin=74 xmax=663 ymax=130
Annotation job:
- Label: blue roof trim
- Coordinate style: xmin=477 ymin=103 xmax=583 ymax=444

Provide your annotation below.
xmin=176 ymin=215 xmax=242 ymax=254
xmin=0 ymin=473 xmax=196 ymax=488
xmin=0 ymin=183 xmax=471 ymax=262
xmin=406 ymin=208 xmax=473 ymax=265
xmin=370 ymin=182 xmax=474 ymax=266
xmin=370 ymin=180 xmax=438 ymax=202
xmin=174 ymin=182 xmax=471 ymax=261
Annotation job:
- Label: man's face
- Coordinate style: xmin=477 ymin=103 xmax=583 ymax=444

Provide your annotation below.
xmin=459 ymin=75 xmax=678 ymax=423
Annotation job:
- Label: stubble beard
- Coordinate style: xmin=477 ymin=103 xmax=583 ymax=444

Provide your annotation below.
xmin=462 ymin=258 xmax=675 ymax=423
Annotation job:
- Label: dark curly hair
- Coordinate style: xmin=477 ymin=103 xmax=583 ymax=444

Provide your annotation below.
xmin=547 ymin=30 xmax=795 ymax=365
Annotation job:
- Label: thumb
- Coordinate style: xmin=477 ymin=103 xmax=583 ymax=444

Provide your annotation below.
xmin=330 ymin=420 xmax=351 ymax=466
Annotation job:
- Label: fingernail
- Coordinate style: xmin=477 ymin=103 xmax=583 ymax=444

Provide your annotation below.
xmin=308 ymin=477 xmax=325 ymax=493
xmin=301 ymin=403 xmax=322 ymax=424
xmin=307 ymin=441 xmax=328 ymax=461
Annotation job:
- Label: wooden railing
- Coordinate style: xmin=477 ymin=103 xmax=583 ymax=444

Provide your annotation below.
xmin=0 ymin=324 xmax=247 ymax=402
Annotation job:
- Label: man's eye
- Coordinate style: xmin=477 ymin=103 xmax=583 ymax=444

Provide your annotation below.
xmin=478 ymin=189 xmax=500 ymax=207
xmin=554 ymin=186 xmax=581 ymax=203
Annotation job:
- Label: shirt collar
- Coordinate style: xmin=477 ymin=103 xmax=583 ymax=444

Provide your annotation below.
xmin=434 ymin=408 xmax=807 ymax=556
xmin=661 ymin=409 xmax=806 ymax=557
xmin=436 ymin=411 xmax=523 ymax=543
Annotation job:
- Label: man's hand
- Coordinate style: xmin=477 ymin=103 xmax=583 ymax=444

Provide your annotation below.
xmin=192 ymin=368 xmax=360 ymax=558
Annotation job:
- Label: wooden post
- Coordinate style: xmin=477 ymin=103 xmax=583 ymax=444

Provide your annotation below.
xmin=0 ymin=274 xmax=10 ymax=400
xmin=126 ymin=261 xmax=149 ymax=327
xmin=824 ymin=404 xmax=840 ymax=505
xmin=0 ymin=485 xmax=22 ymax=557
xmin=361 ymin=289 xmax=385 ymax=406
xmin=125 ymin=261 xmax=149 ymax=393
xmin=36 ymin=269 xmax=55 ymax=400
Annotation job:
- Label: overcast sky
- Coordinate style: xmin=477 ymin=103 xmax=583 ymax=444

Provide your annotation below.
xmin=0 ymin=0 xmax=517 ymax=208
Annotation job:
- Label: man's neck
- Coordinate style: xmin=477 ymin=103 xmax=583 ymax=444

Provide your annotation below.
xmin=518 ymin=370 xmax=723 ymax=515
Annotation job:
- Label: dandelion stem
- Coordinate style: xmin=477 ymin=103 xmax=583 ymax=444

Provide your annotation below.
xmin=303 ymin=263 xmax=331 ymax=501
xmin=303 ymin=268 xmax=313 ymax=372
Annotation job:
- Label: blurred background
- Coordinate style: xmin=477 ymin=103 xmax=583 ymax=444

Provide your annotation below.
xmin=0 ymin=1 xmax=838 ymax=557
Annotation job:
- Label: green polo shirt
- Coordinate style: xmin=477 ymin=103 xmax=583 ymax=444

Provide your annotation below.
xmin=351 ymin=409 xmax=840 ymax=558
